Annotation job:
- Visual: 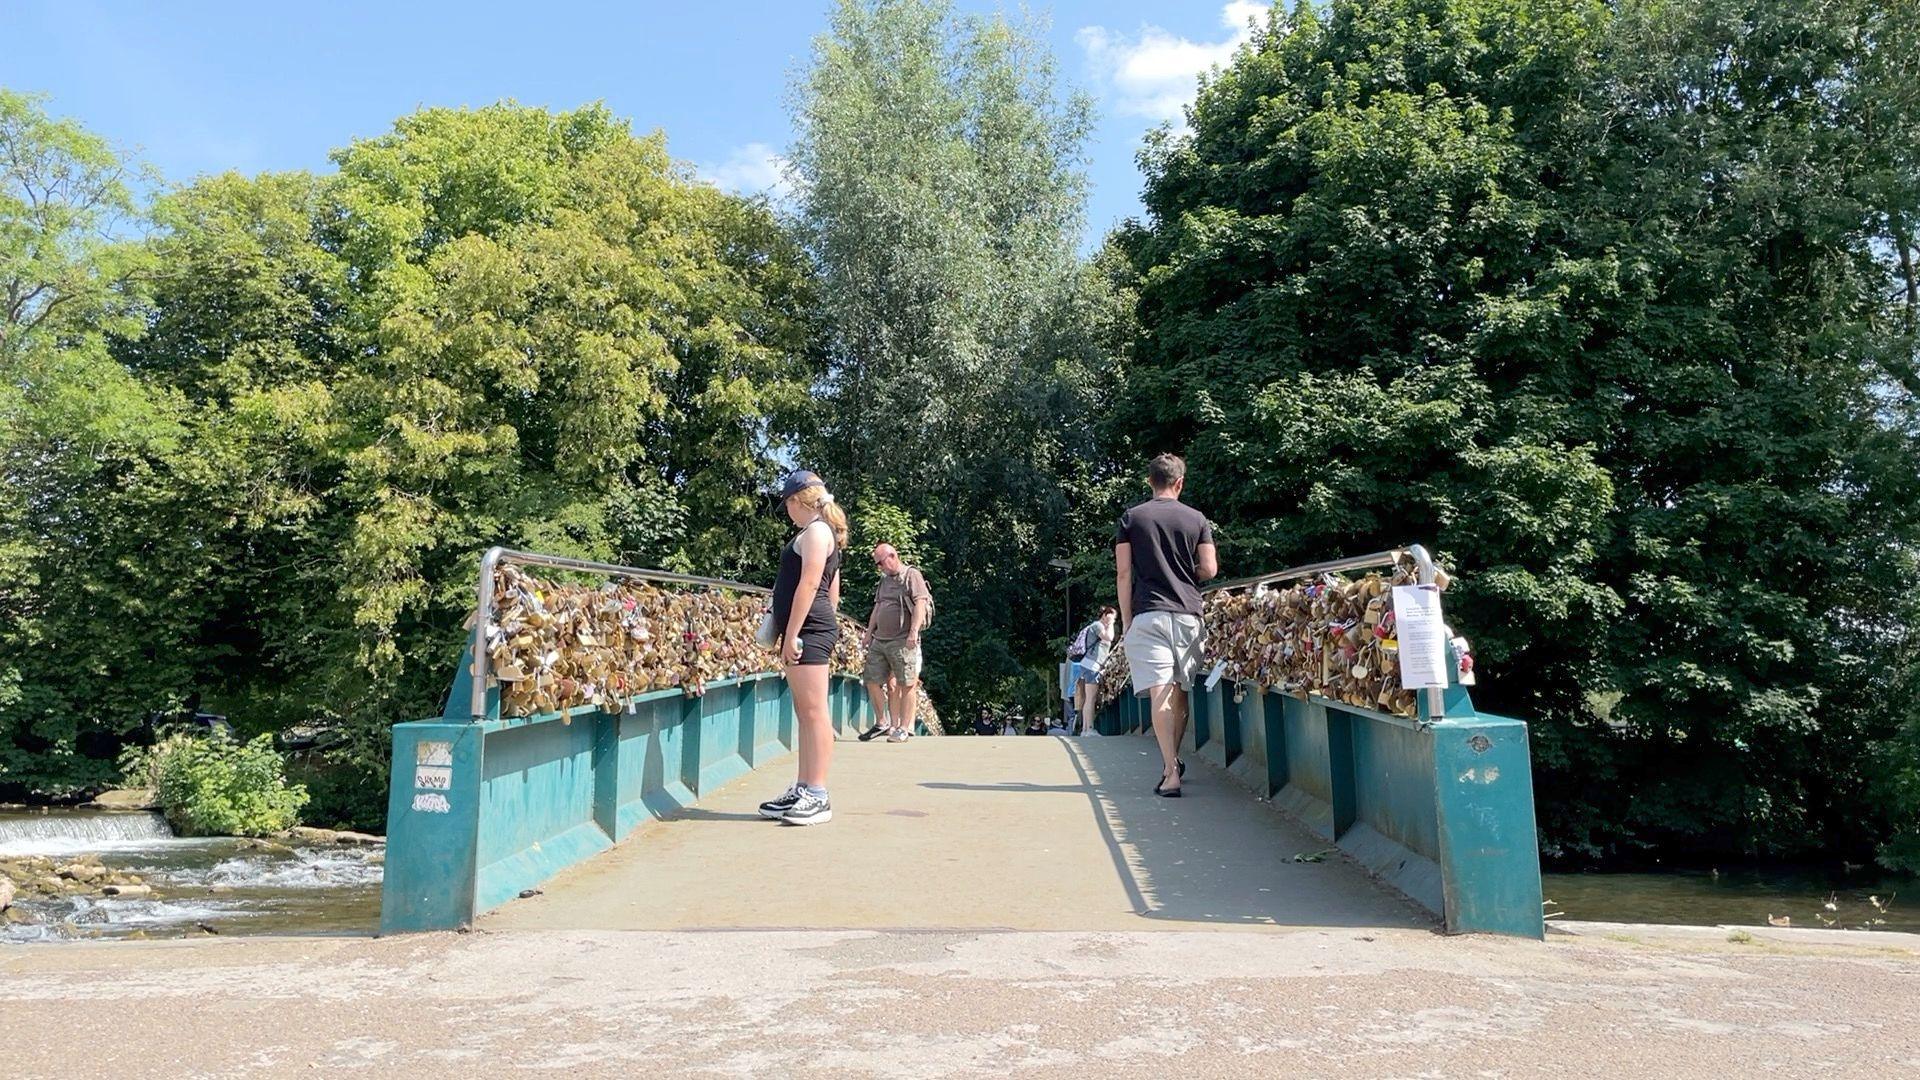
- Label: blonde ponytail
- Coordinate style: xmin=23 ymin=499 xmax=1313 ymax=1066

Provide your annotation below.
xmin=790 ymin=484 xmax=850 ymax=549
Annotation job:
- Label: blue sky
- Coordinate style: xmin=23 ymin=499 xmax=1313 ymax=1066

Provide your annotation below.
xmin=4 ymin=1 xmax=1267 ymax=246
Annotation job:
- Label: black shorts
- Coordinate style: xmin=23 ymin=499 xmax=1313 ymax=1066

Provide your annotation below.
xmin=791 ymin=626 xmax=839 ymax=666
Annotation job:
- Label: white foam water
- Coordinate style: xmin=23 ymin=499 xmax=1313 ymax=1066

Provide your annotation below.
xmin=0 ymin=811 xmax=174 ymax=857
xmin=203 ymin=849 xmax=383 ymax=890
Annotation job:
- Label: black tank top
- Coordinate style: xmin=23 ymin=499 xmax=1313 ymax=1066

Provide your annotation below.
xmin=771 ymin=520 xmax=841 ymax=635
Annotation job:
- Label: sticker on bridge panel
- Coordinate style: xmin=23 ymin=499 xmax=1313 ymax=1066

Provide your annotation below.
xmin=414 ymin=765 xmax=453 ymax=791
xmin=416 ymin=740 xmax=453 ymax=767
xmin=411 ymin=792 xmax=451 ymax=814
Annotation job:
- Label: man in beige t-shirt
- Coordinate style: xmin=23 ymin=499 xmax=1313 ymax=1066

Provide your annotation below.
xmin=862 ymin=544 xmax=931 ymax=742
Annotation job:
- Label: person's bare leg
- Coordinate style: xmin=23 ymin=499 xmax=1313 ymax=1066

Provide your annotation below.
xmin=1077 ymin=681 xmax=1097 ymax=735
xmin=891 ymin=679 xmax=918 ymax=736
xmin=788 ymin=663 xmax=834 ymax=788
xmin=864 ymin=680 xmax=888 ymax=732
xmin=1149 ymin=683 xmax=1188 ymax=791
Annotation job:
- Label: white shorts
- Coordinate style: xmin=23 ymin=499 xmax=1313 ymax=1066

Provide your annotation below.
xmin=1124 ymin=611 xmax=1204 ymax=695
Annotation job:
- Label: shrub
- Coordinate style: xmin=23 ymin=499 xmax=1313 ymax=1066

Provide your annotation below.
xmin=120 ymin=732 xmax=309 ymax=837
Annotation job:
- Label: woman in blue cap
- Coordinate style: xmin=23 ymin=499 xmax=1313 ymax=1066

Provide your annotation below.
xmin=758 ymin=470 xmax=848 ymax=825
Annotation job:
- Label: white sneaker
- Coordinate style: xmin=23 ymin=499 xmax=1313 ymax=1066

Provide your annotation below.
xmin=781 ymin=790 xmax=832 ymax=825
xmin=886 ymin=729 xmax=908 ymax=743
xmin=758 ymin=782 xmax=802 ymax=819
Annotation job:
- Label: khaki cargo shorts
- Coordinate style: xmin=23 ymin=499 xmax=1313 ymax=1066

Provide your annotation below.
xmin=863 ymin=638 xmax=923 ymax=686
xmin=1124 ymin=611 xmax=1204 ymax=694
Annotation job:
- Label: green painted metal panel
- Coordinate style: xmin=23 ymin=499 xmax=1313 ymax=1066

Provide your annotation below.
xmin=615 ymin=696 xmax=697 ymax=834
xmin=380 ymin=721 xmax=483 ymax=933
xmin=1259 ymin=690 xmax=1288 ymax=798
xmin=1431 ymin=714 xmax=1545 ymax=938
xmin=1223 ymin=684 xmax=1266 ymax=795
xmin=382 ymin=673 xmax=864 ymax=934
xmin=749 ymin=676 xmax=787 ymax=765
xmin=475 ymin=715 xmax=609 ymax=912
xmin=1275 ymin=695 xmax=1335 ymax=838
xmin=1219 ymin=683 xmax=1242 ymax=766
xmin=697 ymin=680 xmax=755 ymax=795
xmin=1348 ymin=714 xmax=1438 ymax=853
xmin=1191 ymin=684 xmax=1212 ymax=749
xmin=1340 ymin=708 xmax=1443 ymax=911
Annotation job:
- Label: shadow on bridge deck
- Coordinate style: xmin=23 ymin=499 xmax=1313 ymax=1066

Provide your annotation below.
xmin=482 ymin=734 xmax=1433 ymax=933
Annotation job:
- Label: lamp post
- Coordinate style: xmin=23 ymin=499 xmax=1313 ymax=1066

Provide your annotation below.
xmin=1049 ymin=557 xmax=1072 ymax=727
xmin=1048 ymin=557 xmax=1072 ymax=641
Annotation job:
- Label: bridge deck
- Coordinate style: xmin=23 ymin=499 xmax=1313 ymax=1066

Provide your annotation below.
xmin=485 ymin=734 xmax=1430 ymax=933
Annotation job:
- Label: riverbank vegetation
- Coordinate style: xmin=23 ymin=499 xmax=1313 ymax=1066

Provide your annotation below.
xmin=119 ymin=733 xmax=308 ymax=838
xmin=3 ymin=0 xmax=1919 ymax=872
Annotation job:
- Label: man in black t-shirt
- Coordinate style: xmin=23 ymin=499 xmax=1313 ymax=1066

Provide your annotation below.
xmin=1115 ymin=453 xmax=1218 ymax=797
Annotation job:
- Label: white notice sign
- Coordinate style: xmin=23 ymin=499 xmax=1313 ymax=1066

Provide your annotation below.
xmin=1391 ymin=584 xmax=1450 ymax=690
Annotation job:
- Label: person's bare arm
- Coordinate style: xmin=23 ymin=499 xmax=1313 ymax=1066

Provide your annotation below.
xmin=829 ymin=567 xmax=841 ymax=611
xmin=1196 ymin=542 xmax=1219 ymax=582
xmin=1115 ymin=542 xmax=1133 ymax=634
xmin=908 ymin=571 xmax=928 ymax=645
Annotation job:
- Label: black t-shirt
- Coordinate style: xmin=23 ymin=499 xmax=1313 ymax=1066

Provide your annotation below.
xmin=1115 ymin=496 xmax=1214 ymax=617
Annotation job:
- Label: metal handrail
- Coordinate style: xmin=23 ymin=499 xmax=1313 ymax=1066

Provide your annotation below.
xmin=1199 ymin=543 xmax=1448 ymax=720
xmin=1202 ymin=544 xmax=1439 ymax=594
xmin=468 ymin=546 xmax=771 ymax=720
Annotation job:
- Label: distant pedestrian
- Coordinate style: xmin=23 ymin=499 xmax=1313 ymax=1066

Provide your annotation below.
xmin=1066 ymin=606 xmax=1116 ymax=736
xmin=973 ymin=707 xmax=997 ymax=736
xmin=757 ymin=470 xmax=847 ymax=826
xmin=861 ymin=543 xmax=932 ymax=744
xmin=1115 ymin=454 xmax=1217 ymax=796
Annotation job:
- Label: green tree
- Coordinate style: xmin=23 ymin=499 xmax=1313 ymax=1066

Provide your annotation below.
xmin=1118 ymin=0 xmax=1920 ymax=864
xmin=0 ymin=99 xmax=820 ymax=817
xmin=0 ymin=89 xmax=182 ymax=792
xmin=790 ymin=0 xmax=1132 ymax=716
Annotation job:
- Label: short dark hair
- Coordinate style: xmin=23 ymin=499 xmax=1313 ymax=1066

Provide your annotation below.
xmin=1098 ymin=605 xmax=1116 ymax=616
xmin=1148 ymin=453 xmax=1186 ymax=490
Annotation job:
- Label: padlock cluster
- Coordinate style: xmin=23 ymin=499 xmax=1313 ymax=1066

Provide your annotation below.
xmin=1203 ymin=565 xmax=1420 ymax=716
xmin=1092 ymin=555 xmax=1442 ymax=718
xmin=480 ymin=565 xmax=868 ymax=717
xmin=1095 ymin=642 xmax=1131 ymax=706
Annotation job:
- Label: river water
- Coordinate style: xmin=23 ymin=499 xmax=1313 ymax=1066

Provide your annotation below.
xmin=0 ymin=810 xmax=381 ymax=943
xmin=1544 ymin=868 xmax=1917 ymax=933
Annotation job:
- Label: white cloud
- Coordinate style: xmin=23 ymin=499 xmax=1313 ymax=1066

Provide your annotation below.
xmin=697 ymin=141 xmax=793 ymax=203
xmin=1077 ymin=2 xmax=1268 ymax=123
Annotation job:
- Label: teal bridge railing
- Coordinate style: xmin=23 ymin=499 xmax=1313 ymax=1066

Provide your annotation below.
xmin=381 ymin=546 xmax=1543 ymax=939
xmin=1098 ymin=545 xmax=1545 ymax=939
xmin=379 ymin=548 xmax=874 ymax=934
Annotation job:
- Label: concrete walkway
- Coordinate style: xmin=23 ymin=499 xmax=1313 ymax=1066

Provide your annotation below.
xmin=485 ymin=735 xmax=1429 ymax=933
xmin=5 ymin=924 xmax=1917 ymax=1077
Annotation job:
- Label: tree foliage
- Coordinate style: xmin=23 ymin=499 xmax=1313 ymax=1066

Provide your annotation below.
xmin=0 ymin=99 xmax=817 ymax=820
xmin=1119 ymin=0 xmax=1920 ymax=866
xmin=790 ymin=0 xmax=1133 ymax=714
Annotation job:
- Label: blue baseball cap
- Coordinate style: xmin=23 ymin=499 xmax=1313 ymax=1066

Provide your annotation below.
xmin=778 ymin=470 xmax=825 ymax=500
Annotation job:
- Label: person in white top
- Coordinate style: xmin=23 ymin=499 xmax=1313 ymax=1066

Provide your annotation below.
xmin=1067 ymin=606 xmax=1116 ymax=736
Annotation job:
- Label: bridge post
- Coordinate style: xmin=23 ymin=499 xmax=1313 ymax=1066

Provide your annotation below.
xmin=1431 ymin=714 xmax=1545 ymax=938
xmin=380 ymin=720 xmax=484 ymax=933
